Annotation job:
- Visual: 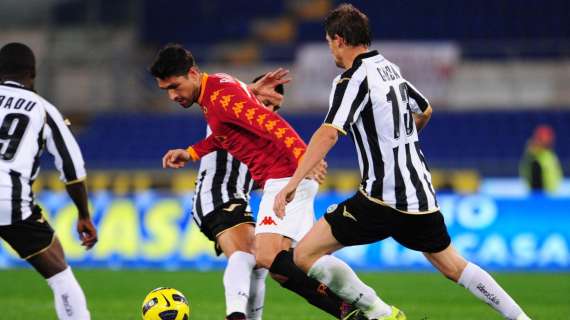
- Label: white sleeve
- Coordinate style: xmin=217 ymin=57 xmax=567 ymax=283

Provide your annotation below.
xmin=43 ymin=101 xmax=86 ymax=184
xmin=323 ymin=67 xmax=368 ymax=135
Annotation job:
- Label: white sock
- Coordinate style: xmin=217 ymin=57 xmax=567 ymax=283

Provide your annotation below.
xmin=46 ymin=266 xmax=90 ymax=320
xmin=246 ymin=268 xmax=268 ymax=320
xmin=224 ymin=251 xmax=256 ymax=316
xmin=307 ymin=255 xmax=392 ymax=319
xmin=458 ymin=262 xmax=528 ymax=320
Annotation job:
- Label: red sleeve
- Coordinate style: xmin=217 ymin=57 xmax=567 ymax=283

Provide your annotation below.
xmin=212 ymin=83 xmax=307 ymax=159
xmin=187 ymin=134 xmax=220 ymax=160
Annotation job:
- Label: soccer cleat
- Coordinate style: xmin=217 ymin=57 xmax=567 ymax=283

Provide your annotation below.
xmin=340 ymin=302 xmax=369 ymax=320
xmin=374 ymin=306 xmax=406 ymax=320
xmin=225 ymin=312 xmax=246 ymax=320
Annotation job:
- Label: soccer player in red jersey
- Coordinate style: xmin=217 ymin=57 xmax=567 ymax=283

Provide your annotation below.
xmin=150 ymin=44 xmax=357 ymax=320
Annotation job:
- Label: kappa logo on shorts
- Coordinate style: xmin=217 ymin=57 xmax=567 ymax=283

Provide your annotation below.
xmin=223 ymin=203 xmax=242 ymax=212
xmin=326 ymin=204 xmax=338 ymax=213
xmin=342 ymin=207 xmax=357 ymax=222
xmin=259 ymin=216 xmax=277 ymax=226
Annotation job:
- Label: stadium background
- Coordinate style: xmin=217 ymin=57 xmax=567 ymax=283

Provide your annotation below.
xmin=1 ymin=0 xmax=569 ymax=319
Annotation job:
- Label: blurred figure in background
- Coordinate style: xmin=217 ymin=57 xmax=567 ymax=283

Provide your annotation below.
xmin=520 ymin=125 xmax=563 ymax=193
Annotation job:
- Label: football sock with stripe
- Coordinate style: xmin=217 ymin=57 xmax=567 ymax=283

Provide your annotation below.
xmin=224 ymin=251 xmax=256 ymax=316
xmin=269 ymin=250 xmax=344 ymax=317
xmin=46 ymin=266 xmax=91 ymax=320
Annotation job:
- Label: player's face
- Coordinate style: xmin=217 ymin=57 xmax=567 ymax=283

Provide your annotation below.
xmin=258 ymin=94 xmax=283 ymax=111
xmin=156 ymin=68 xmax=201 ymax=108
xmin=326 ymin=34 xmax=344 ymax=68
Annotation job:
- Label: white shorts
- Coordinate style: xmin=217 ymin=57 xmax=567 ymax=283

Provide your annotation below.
xmin=255 ymin=177 xmax=319 ymax=243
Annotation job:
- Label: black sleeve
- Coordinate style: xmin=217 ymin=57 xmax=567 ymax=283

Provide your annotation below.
xmin=406 ymin=81 xmax=429 ymax=112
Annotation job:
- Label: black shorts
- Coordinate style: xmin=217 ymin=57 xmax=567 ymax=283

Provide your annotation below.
xmin=324 ymin=191 xmax=451 ymax=253
xmin=0 ymin=206 xmax=55 ymax=259
xmin=195 ymin=199 xmax=255 ymax=255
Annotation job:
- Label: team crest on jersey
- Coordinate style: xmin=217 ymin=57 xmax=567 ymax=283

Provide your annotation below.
xmin=326 ymin=204 xmax=338 ymax=213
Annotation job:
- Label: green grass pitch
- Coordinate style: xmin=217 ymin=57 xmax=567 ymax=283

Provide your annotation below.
xmin=1 ymin=269 xmax=569 ymax=319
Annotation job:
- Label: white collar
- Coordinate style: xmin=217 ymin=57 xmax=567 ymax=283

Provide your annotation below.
xmin=2 ymin=80 xmax=25 ymax=87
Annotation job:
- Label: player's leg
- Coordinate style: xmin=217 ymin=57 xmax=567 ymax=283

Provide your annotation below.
xmin=217 ymin=223 xmax=257 ymax=320
xmin=294 ymin=218 xmax=395 ymax=320
xmin=255 ymin=232 xmax=348 ymax=318
xmin=246 ymin=267 xmax=268 ymax=320
xmin=424 ymin=245 xmax=531 ymax=320
xmin=256 ymin=178 xmax=349 ymax=318
xmin=217 ymin=224 xmax=268 ymax=320
xmin=27 ymin=237 xmax=91 ymax=320
xmin=0 ymin=206 xmax=90 ymax=320
xmin=202 ymin=200 xmax=257 ymax=320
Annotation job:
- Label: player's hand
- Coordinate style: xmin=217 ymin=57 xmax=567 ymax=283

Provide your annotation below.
xmin=77 ymin=218 xmax=97 ymax=250
xmin=249 ymin=68 xmax=291 ymax=107
xmin=273 ymin=183 xmax=298 ymax=219
xmin=307 ymin=160 xmax=328 ymax=184
xmin=162 ymin=149 xmax=191 ymax=169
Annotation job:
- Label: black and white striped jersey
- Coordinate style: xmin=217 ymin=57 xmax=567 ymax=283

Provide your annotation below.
xmin=0 ymin=81 xmax=86 ymax=225
xmin=324 ymin=50 xmax=438 ymax=214
xmin=191 ymin=126 xmax=254 ymax=226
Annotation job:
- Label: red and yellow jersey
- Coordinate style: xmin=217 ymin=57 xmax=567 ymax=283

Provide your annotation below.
xmin=188 ymin=73 xmax=306 ymax=188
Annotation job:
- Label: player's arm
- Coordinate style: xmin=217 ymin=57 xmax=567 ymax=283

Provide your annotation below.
xmin=44 ymin=103 xmax=97 ymax=249
xmin=65 ymin=181 xmax=97 ymax=249
xmin=414 ymin=105 xmax=432 ymax=132
xmin=406 ymin=80 xmax=432 ymax=132
xmin=163 ymin=134 xmax=220 ymax=169
xmin=274 ymin=69 xmax=368 ymax=217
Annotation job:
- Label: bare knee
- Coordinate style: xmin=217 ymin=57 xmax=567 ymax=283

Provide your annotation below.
xmin=293 ymin=247 xmax=313 ymax=272
xmin=217 ymin=224 xmax=255 ymax=257
xmin=439 ymin=263 xmax=466 ymax=282
xmin=27 ymin=238 xmax=67 ymax=278
xmin=255 ymin=250 xmax=277 ymax=269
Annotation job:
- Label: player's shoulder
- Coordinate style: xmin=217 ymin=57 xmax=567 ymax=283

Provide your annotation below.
xmin=208 ymin=73 xmax=241 ymax=87
xmin=0 ymin=84 xmax=51 ymax=117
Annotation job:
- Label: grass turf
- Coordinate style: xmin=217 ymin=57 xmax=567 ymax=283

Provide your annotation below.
xmin=1 ymin=269 xmax=568 ymax=319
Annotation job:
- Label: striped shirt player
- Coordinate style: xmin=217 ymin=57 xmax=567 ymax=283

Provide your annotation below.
xmin=275 ymin=5 xmax=532 ymax=320
xmin=191 ymin=125 xmax=254 ymax=241
xmin=324 ymin=50 xmax=437 ymax=214
xmin=0 ymin=42 xmax=95 ymax=320
xmin=0 ymin=81 xmax=86 ymax=225
xmin=278 ymin=49 xmax=452 ymax=255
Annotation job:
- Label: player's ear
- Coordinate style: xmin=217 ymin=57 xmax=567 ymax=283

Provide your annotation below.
xmin=187 ymin=66 xmax=200 ymax=79
xmin=335 ymin=35 xmax=346 ymax=48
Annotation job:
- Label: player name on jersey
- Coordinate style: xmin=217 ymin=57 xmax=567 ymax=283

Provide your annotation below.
xmin=0 ymin=94 xmax=37 ymax=111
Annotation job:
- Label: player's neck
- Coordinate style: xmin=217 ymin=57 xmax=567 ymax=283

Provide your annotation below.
xmin=343 ymin=46 xmax=369 ymax=70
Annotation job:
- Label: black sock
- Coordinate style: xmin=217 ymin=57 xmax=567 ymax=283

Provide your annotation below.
xmin=269 ymin=250 xmax=343 ymax=317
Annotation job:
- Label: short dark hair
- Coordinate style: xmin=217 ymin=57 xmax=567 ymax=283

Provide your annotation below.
xmin=252 ymin=73 xmax=284 ymax=95
xmin=0 ymin=42 xmax=36 ymax=79
xmin=324 ymin=3 xmax=371 ymax=47
xmin=149 ymin=43 xmax=196 ymax=79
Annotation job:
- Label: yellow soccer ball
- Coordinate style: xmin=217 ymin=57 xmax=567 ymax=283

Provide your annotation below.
xmin=142 ymin=287 xmax=190 ymax=320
